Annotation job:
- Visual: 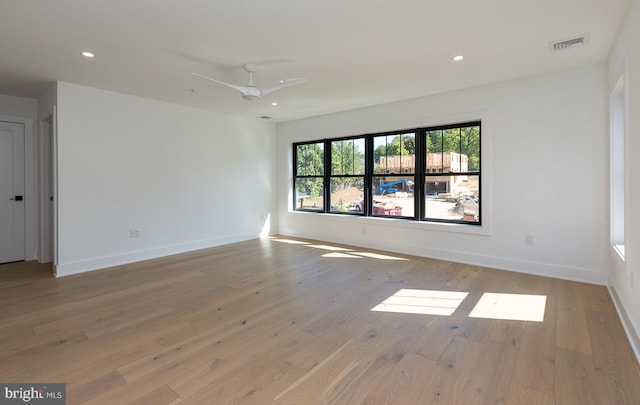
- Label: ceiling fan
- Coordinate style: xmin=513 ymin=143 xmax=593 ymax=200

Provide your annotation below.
xmin=192 ymin=64 xmax=307 ymax=101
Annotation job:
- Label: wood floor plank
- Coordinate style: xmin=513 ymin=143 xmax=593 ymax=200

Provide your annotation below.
xmin=274 ymin=338 xmax=376 ymax=404
xmin=506 ymin=382 xmax=554 ymax=404
xmin=430 ymin=335 xmax=488 ymax=404
xmin=587 ymin=309 xmax=640 ymax=403
xmin=66 ymin=371 xmax=127 ymax=405
xmin=454 ymin=340 xmax=519 ymax=404
xmin=184 ymin=333 xmax=320 ymax=404
xmin=556 ymin=281 xmax=593 ymax=355
xmin=1 ymin=236 xmax=639 ymax=404
xmin=358 ymin=352 xmax=438 ymax=405
xmin=510 ymin=294 xmax=557 ymax=395
xmin=126 ymin=384 xmax=180 ymax=405
xmin=555 ymin=347 xmax=603 ymax=405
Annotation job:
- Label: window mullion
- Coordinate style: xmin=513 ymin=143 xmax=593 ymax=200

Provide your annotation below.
xmin=365 ymin=135 xmax=373 ymax=216
xmin=324 ymin=139 xmax=331 ymax=212
xmin=416 ymin=129 xmax=425 ymax=220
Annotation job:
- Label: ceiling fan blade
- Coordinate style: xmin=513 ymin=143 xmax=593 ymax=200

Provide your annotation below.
xmin=191 ymin=73 xmax=251 ymax=94
xmin=259 ymin=78 xmax=308 ymax=96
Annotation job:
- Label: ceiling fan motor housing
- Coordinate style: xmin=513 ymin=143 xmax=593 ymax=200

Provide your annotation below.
xmin=241 ymin=86 xmax=262 ymax=101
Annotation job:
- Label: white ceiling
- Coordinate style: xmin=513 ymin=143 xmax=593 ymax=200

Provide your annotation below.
xmin=0 ymin=0 xmax=629 ymax=122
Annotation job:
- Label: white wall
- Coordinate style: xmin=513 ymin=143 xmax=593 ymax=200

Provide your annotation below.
xmin=277 ymin=63 xmax=609 ymax=285
xmin=55 ymin=82 xmax=276 ymax=276
xmin=0 ymin=94 xmax=37 ymax=117
xmin=0 ymin=94 xmax=38 ymax=261
xmin=37 ymin=83 xmax=57 ymax=122
xmin=608 ymin=0 xmax=640 ymax=360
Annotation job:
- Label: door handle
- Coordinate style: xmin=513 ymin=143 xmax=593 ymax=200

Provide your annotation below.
xmin=9 ymin=196 xmax=23 ymax=201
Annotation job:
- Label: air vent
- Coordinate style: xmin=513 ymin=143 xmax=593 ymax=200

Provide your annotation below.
xmin=551 ymin=34 xmax=588 ymax=51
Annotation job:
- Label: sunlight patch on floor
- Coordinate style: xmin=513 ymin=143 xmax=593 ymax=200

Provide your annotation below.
xmin=306 ymin=244 xmax=352 ymax=251
xmin=270 ymin=237 xmax=409 ymax=261
xmin=468 ymin=293 xmax=547 ymax=322
xmin=270 ymin=238 xmax=309 ymax=245
xmin=350 ymin=252 xmax=408 ymax=261
xmin=371 ymin=289 xmax=468 ymax=316
xmin=322 ymin=252 xmax=363 ymax=259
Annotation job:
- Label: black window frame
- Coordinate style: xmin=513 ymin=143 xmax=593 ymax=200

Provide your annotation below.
xmin=292 ymin=121 xmax=481 ymax=225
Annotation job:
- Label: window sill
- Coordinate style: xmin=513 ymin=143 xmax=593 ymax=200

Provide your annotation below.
xmin=287 ymin=210 xmax=491 ymax=236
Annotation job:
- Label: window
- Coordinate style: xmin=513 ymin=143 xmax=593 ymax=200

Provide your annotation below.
xmin=372 ymin=132 xmax=416 ymax=218
xmin=330 ymin=137 xmax=365 ymax=213
xmin=611 ymin=74 xmax=625 ymax=258
xmin=292 ymin=121 xmax=481 ymax=225
xmin=294 ymin=142 xmax=324 ymax=211
xmin=424 ymin=124 xmax=480 ymax=223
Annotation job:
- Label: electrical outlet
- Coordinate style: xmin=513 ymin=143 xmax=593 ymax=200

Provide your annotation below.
xmin=130 ymin=229 xmax=141 ymax=239
xmin=524 ymin=234 xmax=535 ymax=245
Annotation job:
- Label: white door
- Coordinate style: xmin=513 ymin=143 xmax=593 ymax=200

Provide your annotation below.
xmin=0 ymin=121 xmax=25 ymax=263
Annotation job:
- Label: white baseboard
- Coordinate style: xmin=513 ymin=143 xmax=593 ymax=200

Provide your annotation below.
xmin=55 ymin=232 xmax=257 ymax=277
xmin=281 ymin=230 xmax=608 ymax=285
xmin=608 ymin=285 xmax=640 ymax=367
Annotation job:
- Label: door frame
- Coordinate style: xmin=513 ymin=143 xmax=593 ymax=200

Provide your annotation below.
xmin=39 ymin=113 xmax=57 ymax=266
xmin=0 ymin=114 xmax=35 ymax=262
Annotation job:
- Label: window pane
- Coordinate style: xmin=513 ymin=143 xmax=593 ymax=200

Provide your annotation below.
xmin=461 ymin=126 xmax=480 ymax=172
xmin=425 ymin=174 xmax=479 ymax=222
xmin=426 ymin=130 xmax=443 ymax=154
xmin=426 ymin=130 xmax=443 ymax=173
xmin=372 ymin=176 xmax=415 ymax=217
xmin=330 ymin=177 xmax=364 ymax=213
xmin=443 ymin=128 xmax=461 ymax=172
xmin=331 ymin=138 xmax=365 ymax=175
xmin=374 ymin=133 xmax=415 ymax=174
xmin=295 ymin=178 xmax=324 ymax=210
xmin=296 ymin=143 xmax=324 ymax=176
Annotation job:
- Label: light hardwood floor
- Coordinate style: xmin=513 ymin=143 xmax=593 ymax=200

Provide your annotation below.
xmin=1 ymin=236 xmax=639 ymax=404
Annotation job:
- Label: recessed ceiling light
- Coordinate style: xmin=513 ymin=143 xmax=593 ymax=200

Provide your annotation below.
xmin=81 ymin=51 xmax=95 ymax=58
xmin=271 ymin=102 xmax=278 ymax=106
xmin=453 ymin=55 xmax=464 ymax=61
